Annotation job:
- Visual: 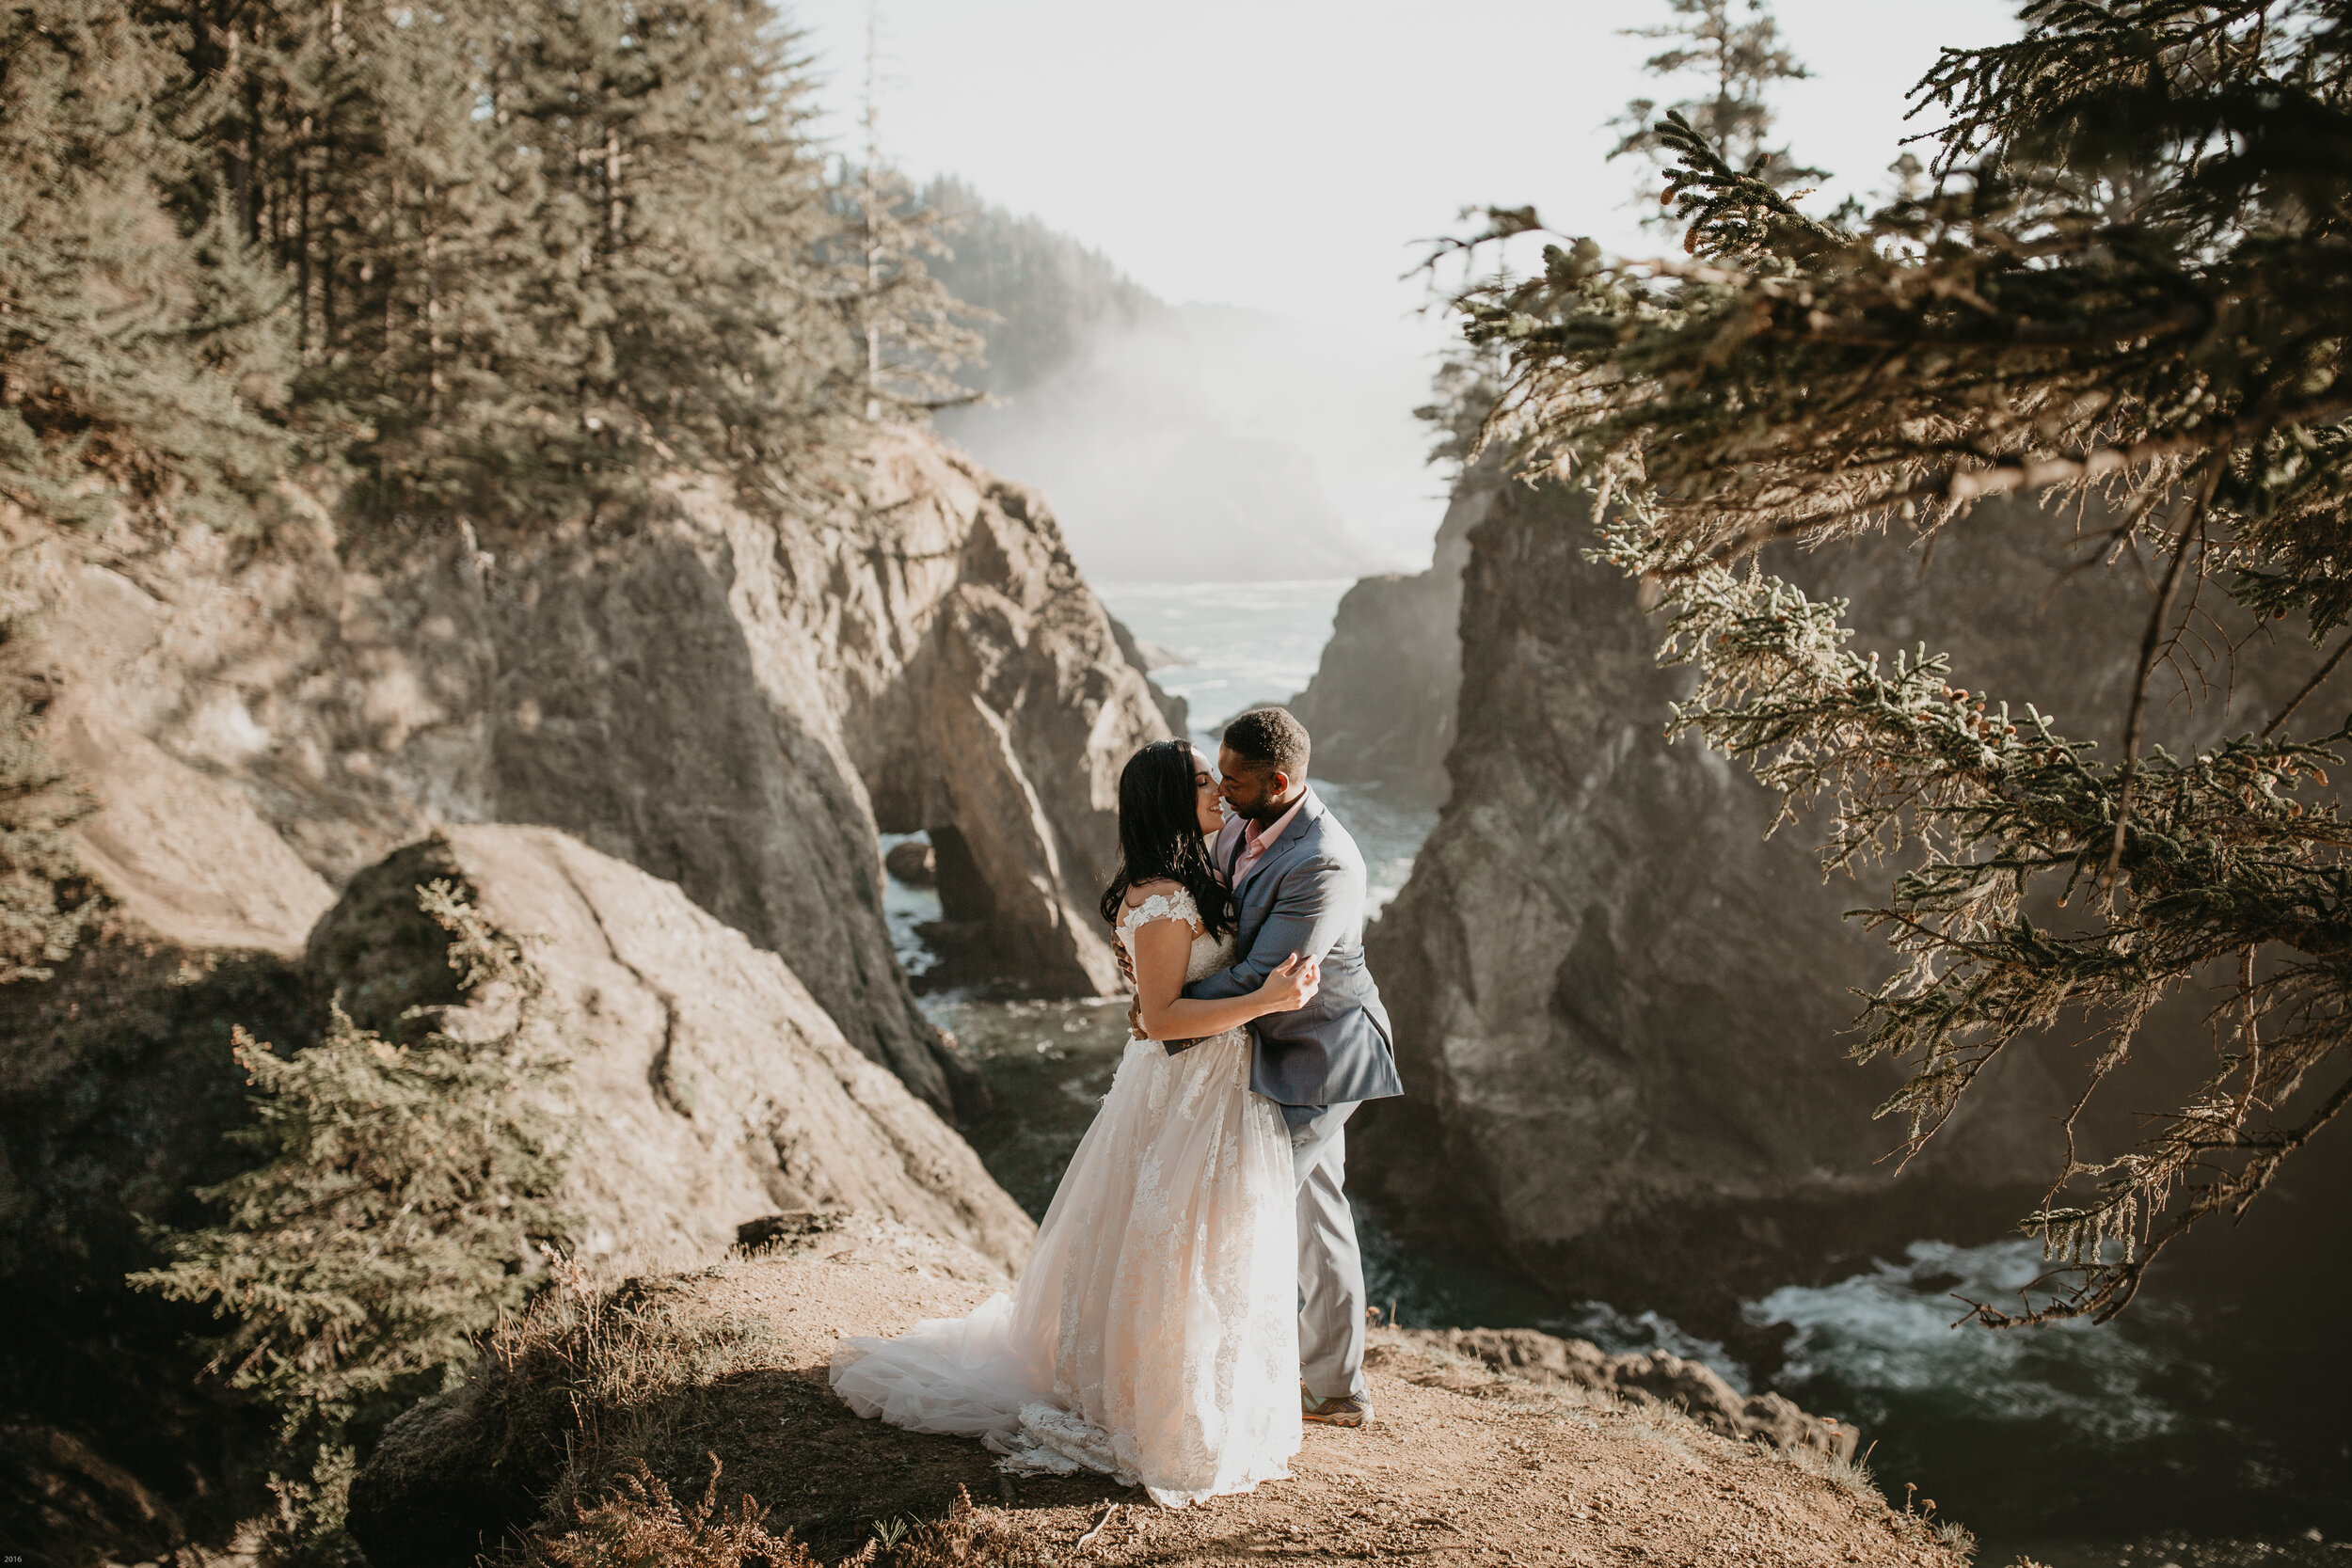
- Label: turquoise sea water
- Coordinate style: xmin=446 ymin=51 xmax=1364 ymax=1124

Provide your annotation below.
xmin=888 ymin=580 xmax=2349 ymax=1568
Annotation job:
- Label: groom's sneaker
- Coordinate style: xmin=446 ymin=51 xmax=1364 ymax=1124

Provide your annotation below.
xmin=1301 ymin=1389 xmax=1372 ymax=1428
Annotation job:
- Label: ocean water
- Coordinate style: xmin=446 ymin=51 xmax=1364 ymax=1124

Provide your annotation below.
xmin=1746 ymin=1239 xmax=2351 ymax=1566
xmin=1093 ymin=578 xmax=1356 ymax=732
xmin=885 ymin=579 xmax=2349 ymax=1568
xmin=1095 ymin=578 xmax=1435 ymax=914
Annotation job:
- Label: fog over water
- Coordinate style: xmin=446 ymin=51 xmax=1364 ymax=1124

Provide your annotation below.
xmin=943 ymin=311 xmax=1440 ymax=579
xmin=800 ymin=1 xmax=2022 ymax=579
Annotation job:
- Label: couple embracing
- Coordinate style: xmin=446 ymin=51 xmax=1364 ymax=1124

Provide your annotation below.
xmin=831 ymin=705 xmax=1401 ymax=1507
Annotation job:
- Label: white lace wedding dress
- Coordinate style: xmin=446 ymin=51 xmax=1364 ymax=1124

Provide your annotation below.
xmin=830 ymin=886 xmax=1301 ymax=1507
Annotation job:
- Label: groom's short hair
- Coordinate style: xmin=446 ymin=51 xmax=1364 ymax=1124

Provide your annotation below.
xmin=1222 ymin=705 xmax=1311 ymax=779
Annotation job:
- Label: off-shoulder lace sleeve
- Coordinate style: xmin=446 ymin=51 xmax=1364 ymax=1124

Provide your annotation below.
xmin=1118 ymin=886 xmax=1202 ymax=939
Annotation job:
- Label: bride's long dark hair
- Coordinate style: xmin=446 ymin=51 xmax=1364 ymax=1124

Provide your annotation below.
xmin=1099 ymin=740 xmax=1233 ymax=938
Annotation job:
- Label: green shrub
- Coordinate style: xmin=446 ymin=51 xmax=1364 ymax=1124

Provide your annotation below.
xmin=132 ymin=879 xmax=576 ymax=1554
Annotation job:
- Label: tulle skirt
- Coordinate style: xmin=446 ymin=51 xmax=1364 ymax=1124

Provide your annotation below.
xmin=830 ymin=1029 xmax=1300 ymax=1507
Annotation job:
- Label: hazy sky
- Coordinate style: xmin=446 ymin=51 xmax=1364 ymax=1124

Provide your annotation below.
xmin=789 ymin=0 xmax=2023 ymax=353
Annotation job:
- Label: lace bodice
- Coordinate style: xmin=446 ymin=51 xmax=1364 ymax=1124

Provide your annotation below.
xmin=1116 ymin=885 xmax=1236 ymax=985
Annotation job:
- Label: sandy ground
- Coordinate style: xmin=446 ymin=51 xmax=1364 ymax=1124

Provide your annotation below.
xmin=564 ymin=1227 xmax=1973 ymax=1568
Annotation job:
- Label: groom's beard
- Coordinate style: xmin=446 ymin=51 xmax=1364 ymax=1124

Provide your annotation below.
xmin=1230 ymin=791 xmax=1298 ymax=825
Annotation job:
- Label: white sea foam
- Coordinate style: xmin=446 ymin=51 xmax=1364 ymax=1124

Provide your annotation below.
xmin=1745 ymin=1239 xmax=2185 ymax=1442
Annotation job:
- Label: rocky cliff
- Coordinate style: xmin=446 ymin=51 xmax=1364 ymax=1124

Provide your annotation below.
xmin=0 ymin=428 xmax=1151 ymax=1561
xmin=1347 ymin=468 xmax=2352 ymax=1328
xmin=1 ymin=426 xmax=1169 ymax=1118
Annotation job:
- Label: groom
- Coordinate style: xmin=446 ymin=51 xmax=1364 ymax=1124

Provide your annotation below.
xmin=1184 ymin=705 xmax=1402 ymax=1428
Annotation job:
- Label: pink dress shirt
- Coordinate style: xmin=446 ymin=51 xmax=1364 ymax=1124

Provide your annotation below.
xmin=1230 ymin=796 xmax=1306 ymax=889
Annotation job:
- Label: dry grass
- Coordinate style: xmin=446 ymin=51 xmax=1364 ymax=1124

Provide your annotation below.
xmin=519 ymin=1468 xmax=1040 ymax=1568
xmin=1776 ymin=1432 xmax=1885 ymax=1506
xmin=518 ymin=1453 xmax=859 ymax=1568
xmin=479 ymin=1252 xmax=775 ymax=1524
xmin=883 ymin=1488 xmax=1046 ymax=1568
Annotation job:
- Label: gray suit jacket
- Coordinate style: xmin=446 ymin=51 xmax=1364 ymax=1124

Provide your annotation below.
xmin=1179 ymin=788 xmax=1403 ymax=1109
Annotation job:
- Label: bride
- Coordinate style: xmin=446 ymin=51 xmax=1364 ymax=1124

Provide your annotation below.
xmin=830 ymin=739 xmax=1319 ymax=1506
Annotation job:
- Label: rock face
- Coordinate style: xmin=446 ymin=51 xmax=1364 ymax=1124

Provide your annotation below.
xmin=1349 ymin=469 xmax=2352 ymax=1325
xmin=1285 ymin=459 xmax=1486 ymax=802
xmin=0 ymin=929 xmax=310 ymax=1566
xmin=0 ymin=426 xmax=1171 ymax=1118
xmin=317 ymin=827 xmax=1037 ymax=1275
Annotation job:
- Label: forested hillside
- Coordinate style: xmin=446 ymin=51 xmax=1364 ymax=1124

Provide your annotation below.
xmin=919 ymin=174 xmax=1169 ymax=398
xmin=2 ymin=0 xmax=920 ymax=536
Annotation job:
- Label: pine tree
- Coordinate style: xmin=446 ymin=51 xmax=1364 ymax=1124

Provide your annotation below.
xmin=0 ymin=0 xmax=292 ymax=532
xmin=133 ymin=879 xmax=574 ymax=1549
xmin=291 ymin=0 xmax=532 ymax=515
xmin=822 ymin=15 xmax=983 ymax=422
xmin=491 ymin=0 xmax=855 ymax=513
xmin=1446 ymin=0 xmax=2352 ymax=1323
xmin=827 ymin=158 xmax=987 ymax=421
xmin=1605 ymin=0 xmax=1823 ymax=230
xmin=5 ymin=0 xmax=866 ymax=537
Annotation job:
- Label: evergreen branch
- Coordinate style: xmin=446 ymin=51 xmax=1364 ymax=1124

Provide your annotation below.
xmin=2262 ymin=631 xmax=2352 ymax=737
xmin=131 ymin=879 xmax=577 ymax=1441
xmin=2107 ymin=461 xmax=2220 ymax=884
xmin=1604 ymin=531 xmax=2352 ymax=1323
xmin=1968 ymin=1066 xmax=2352 ymax=1327
xmin=1649 ymin=108 xmax=1840 ymax=258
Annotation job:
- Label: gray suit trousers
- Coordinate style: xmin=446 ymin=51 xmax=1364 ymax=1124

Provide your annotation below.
xmin=1286 ymin=1101 xmax=1367 ymax=1401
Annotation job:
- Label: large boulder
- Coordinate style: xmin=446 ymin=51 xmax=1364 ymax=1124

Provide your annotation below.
xmin=0 ymin=427 xmax=1172 ymax=1118
xmin=311 ymin=826 xmax=1036 ymax=1275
